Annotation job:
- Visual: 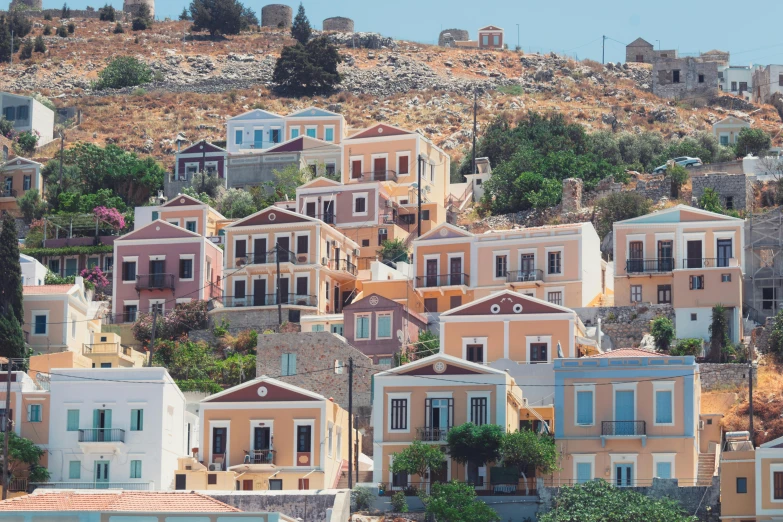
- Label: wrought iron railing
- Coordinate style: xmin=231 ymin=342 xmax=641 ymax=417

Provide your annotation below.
xmin=415 ymin=273 xmax=469 ymax=288
xmin=625 ymin=258 xmax=675 ymax=273
xmin=416 ymin=427 xmax=451 ymax=442
xmin=505 ymin=269 xmax=544 ymax=283
xmin=378 ymin=480 xmax=526 ymax=496
xmin=244 ymin=449 xmax=276 ymax=465
xmin=601 ymin=421 xmax=646 ymax=436
xmin=221 ymin=294 xmax=317 ymax=308
xmin=682 ymin=258 xmax=724 ymax=269
xmin=304 ymin=212 xmax=335 ymax=224
xmin=78 ymin=428 xmax=125 ymax=443
xmin=0 ymin=189 xmax=17 ymax=198
xmin=234 ymin=249 xmax=303 ymax=267
xmin=6 ymin=477 xmax=27 ymax=492
xmin=323 ymin=258 xmax=358 ymax=276
xmin=135 ymin=274 xmax=175 ymax=290
xmin=355 ymin=170 xmax=398 ymax=183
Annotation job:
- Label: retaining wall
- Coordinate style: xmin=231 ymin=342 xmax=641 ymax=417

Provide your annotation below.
xmin=700 ymin=363 xmax=756 ymax=391
xmin=211 ymin=490 xmax=348 ymax=522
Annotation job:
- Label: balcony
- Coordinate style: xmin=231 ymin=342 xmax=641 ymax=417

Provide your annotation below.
xmin=626 ymin=258 xmax=675 ymax=273
xmin=682 ymin=258 xmax=730 ymax=269
xmin=78 ymin=428 xmax=125 ymax=443
xmin=322 ymin=258 xmax=358 ymax=276
xmin=0 ymin=189 xmax=17 ymax=199
xmin=415 ymin=273 xmax=469 ymax=289
xmin=238 ymin=139 xmax=280 ymax=151
xmin=505 ymin=269 xmax=544 ymax=283
xmin=601 ymin=421 xmax=646 ymax=446
xmin=354 ymin=170 xmax=398 ymax=183
xmin=243 ymin=449 xmax=276 ymax=466
xmin=83 ymin=343 xmax=133 ymax=358
xmin=135 ymin=274 xmax=175 ymax=291
xmin=416 ymin=427 xmax=451 ymax=442
xmin=304 ymin=212 xmax=335 ymax=224
xmin=382 ymin=213 xmax=414 ymax=232
xmin=221 ymin=294 xmax=317 ymax=308
xmin=234 ymin=249 xmax=303 ymax=268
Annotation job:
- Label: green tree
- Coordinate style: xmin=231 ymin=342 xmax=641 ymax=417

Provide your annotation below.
xmin=99 ymin=4 xmax=116 ymax=21
xmin=61 ymin=3 xmax=70 ymax=19
xmin=378 ymin=238 xmax=408 ymax=263
xmin=131 ymin=3 xmax=153 ymax=31
xmin=668 ymin=163 xmax=689 ymax=197
xmin=16 ymin=131 xmax=38 ymax=155
xmin=18 ymin=38 xmax=32 ymax=60
xmin=0 ymin=432 xmax=50 ymax=483
xmin=216 ymin=188 xmax=256 ymax=218
xmin=179 ymin=7 xmax=191 ymax=20
xmin=390 ymin=440 xmax=445 ymax=482
xmin=500 ymin=429 xmax=559 ymax=476
xmin=67 ymin=21 xmax=75 ymax=34
xmin=33 ymin=35 xmax=46 ymax=53
xmin=290 ymin=3 xmax=311 ymax=45
xmin=42 ymin=24 xmax=51 ymax=36
xmin=421 ymin=481 xmax=500 ymax=522
xmin=190 ymin=171 xmax=223 ymax=199
xmin=0 ymin=314 xmax=25 ymax=359
xmin=735 ymin=127 xmax=772 ymax=157
xmin=0 ymin=215 xmax=23 ymax=324
xmin=266 ymin=164 xmax=311 ymax=202
xmin=446 ymin=423 xmax=504 ymax=476
xmin=594 ymin=192 xmax=653 ymax=240
xmin=273 ymin=36 xmax=342 ymax=96
xmin=538 ymin=479 xmax=697 ymax=522
xmin=189 ymin=0 xmax=244 ymax=37
xmin=56 ymin=25 xmax=68 ymax=38
xmin=768 ymin=309 xmax=783 ymax=359
xmin=698 ymin=187 xmax=724 ymax=214
xmin=113 ymin=22 xmax=124 ymax=34
xmin=240 ymin=6 xmax=258 ymax=30
xmin=0 ymin=24 xmax=12 ymax=63
xmin=93 ymin=56 xmax=152 ymax=89
xmin=650 ymin=316 xmax=675 ymax=351
xmin=670 ymin=338 xmax=702 ymax=357
xmin=709 ymin=304 xmax=730 ymax=362
xmin=415 ymin=330 xmax=439 ymax=358
xmin=17 ymin=189 xmax=46 ymax=223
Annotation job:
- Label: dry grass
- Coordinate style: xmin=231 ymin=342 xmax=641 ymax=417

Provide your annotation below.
xmin=722 ymin=358 xmax=783 ymax=444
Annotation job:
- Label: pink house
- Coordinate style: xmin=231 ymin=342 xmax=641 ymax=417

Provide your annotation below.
xmin=111 ymin=220 xmax=223 ymax=322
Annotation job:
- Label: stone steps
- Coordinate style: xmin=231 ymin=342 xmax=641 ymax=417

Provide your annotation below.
xmin=697 ymin=453 xmax=716 ymax=486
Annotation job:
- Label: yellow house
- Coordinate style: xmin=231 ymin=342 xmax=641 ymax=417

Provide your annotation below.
xmin=187 ymin=376 xmax=360 ymax=491
xmin=712 ymin=116 xmax=750 ymax=146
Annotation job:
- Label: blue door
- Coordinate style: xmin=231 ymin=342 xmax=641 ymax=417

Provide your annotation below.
xmin=253 ymin=129 xmax=264 ymax=149
xmin=615 ymin=390 xmax=635 ymax=435
xmin=615 ymin=464 xmax=633 ymax=487
xmin=95 ymin=461 xmax=110 ymax=489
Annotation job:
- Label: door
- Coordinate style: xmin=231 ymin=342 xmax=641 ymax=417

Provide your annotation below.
xmin=520 ymin=254 xmax=535 ymax=278
xmin=466 ymin=345 xmax=483 ymax=363
xmin=242 ymin=479 xmax=254 ymax=491
xmin=333 ymin=287 xmax=340 ymax=314
xmin=93 ymin=409 xmax=111 ymax=441
xmin=431 ymin=460 xmax=448 ymax=485
xmin=614 ymin=390 xmax=635 ymax=435
xmin=212 ymin=427 xmax=227 ymax=459
xmin=295 ymin=277 xmax=308 ymax=301
xmin=175 ymin=474 xmax=186 ymax=490
xmin=717 ymin=239 xmax=732 ymax=267
xmin=334 ymin=248 xmax=341 ymax=270
xmin=657 ymin=240 xmax=673 ymax=271
xmin=65 ymin=258 xmax=77 ymax=277
xmin=276 ymin=237 xmax=290 ymax=262
xmin=427 ymin=399 xmax=452 ymax=440
xmin=95 ymin=461 xmax=110 ymax=489
xmin=449 ymin=257 xmax=462 ymax=285
xmin=426 ymin=259 xmax=438 ymax=287
xmin=373 ymin=157 xmax=386 ymax=179
xmin=253 ymin=129 xmax=263 ymax=148
xmin=323 ymin=200 xmax=334 ymax=223
xmin=686 ymin=241 xmax=703 ymax=268
xmin=278 ymin=278 xmax=289 ymax=304
xmin=296 ymin=425 xmax=312 ymax=466
xmin=615 ymin=464 xmax=633 ymax=487
xmin=305 ymin=202 xmax=316 ymax=218
xmin=254 ymin=238 xmax=267 ymax=264
xmin=254 ymin=427 xmax=271 ymax=451
xmin=628 ymin=241 xmax=643 ymax=272
xmin=252 ymin=279 xmax=266 ymax=306
xmin=149 ymin=260 xmax=165 ymax=288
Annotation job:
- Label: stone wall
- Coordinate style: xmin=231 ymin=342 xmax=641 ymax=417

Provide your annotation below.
xmin=753 ymin=317 xmax=774 ymax=354
xmin=561 ymin=178 xmax=583 ymax=214
xmin=691 ymin=172 xmax=756 ymax=211
xmin=439 ymin=28 xmax=470 ymax=47
xmin=323 ymin=17 xmax=354 ymax=32
xmin=539 ymin=477 xmax=720 ymax=522
xmin=211 ymin=490 xmax=349 ymax=522
xmin=9 ymin=0 xmax=42 ymax=9
xmin=123 ymin=0 xmax=154 ymax=17
xmin=700 ymin=363 xmax=756 ymax=391
xmin=208 ymin=307 xmax=315 ymax=333
xmin=653 ymin=57 xmax=719 ymax=99
xmin=635 ymin=177 xmax=672 ymax=202
xmin=261 ymin=4 xmax=293 ymax=28
xmin=575 ymin=304 xmax=675 ymax=349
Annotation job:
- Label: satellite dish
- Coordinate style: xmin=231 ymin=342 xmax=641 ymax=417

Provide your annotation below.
xmin=397 ymin=330 xmax=404 ymax=342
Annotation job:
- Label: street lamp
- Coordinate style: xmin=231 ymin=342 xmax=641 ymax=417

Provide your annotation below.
xmin=516 ymin=24 xmax=520 ymax=50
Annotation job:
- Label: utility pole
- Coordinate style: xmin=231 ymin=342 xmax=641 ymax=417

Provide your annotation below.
xmin=347 ymin=357 xmax=354 ymax=489
xmin=148 ymin=307 xmax=159 ymax=367
xmin=472 ymin=88 xmax=478 ymax=174
xmin=58 ymin=131 xmax=65 ymax=189
xmin=2 ymin=358 xmax=12 ymax=500
xmin=602 ymin=35 xmax=606 ymax=65
xmin=417 ymin=155 xmax=423 ymax=238
xmin=516 ymin=24 xmax=520 ymax=50
xmin=749 ymin=359 xmax=755 ymax=446
xmin=276 ymin=244 xmax=282 ymax=326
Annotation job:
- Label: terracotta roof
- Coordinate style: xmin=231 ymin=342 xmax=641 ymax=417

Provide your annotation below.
xmin=23 ymin=285 xmax=74 ymax=295
xmin=587 ymin=348 xmax=663 ymax=358
xmin=0 ymin=491 xmax=241 ymax=512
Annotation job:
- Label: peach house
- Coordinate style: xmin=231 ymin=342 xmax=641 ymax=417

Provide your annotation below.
xmin=552 ymin=349 xmax=702 ymax=487
xmin=111 ymin=220 xmax=224 ymax=322
xmin=371 ymin=353 xmax=525 ymax=493
xmin=192 ymin=376 xmax=360 ymax=491
xmin=0 ymin=157 xmax=42 ymax=216
xmin=284 ymin=106 xmax=346 ymax=144
xmin=24 ymin=279 xmax=92 ymax=354
xmin=613 ymin=205 xmax=744 ymax=343
xmin=219 ymin=207 xmax=359 ymax=324
xmin=134 ymin=194 xmax=227 ymax=238
xmin=720 ymin=432 xmax=783 ymax=522
xmin=412 ymin=222 xmax=607 ymax=314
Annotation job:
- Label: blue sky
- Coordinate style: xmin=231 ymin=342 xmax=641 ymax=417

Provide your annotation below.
xmin=7 ymin=0 xmax=783 ymax=66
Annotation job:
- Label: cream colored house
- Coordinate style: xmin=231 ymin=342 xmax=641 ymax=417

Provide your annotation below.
xmin=713 ymin=116 xmax=750 ymax=146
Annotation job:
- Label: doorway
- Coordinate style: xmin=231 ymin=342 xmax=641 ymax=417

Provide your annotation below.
xmin=95 ymin=461 xmax=110 ymax=488
xmin=615 ymin=464 xmax=633 ymax=487
xmin=686 ymin=241 xmax=703 ymax=268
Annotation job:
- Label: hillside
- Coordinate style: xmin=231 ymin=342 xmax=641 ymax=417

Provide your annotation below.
xmin=4 ymin=18 xmax=783 ymax=170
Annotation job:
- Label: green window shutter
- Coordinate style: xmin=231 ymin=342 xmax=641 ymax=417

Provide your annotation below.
xmin=152 ymin=211 xmax=159 ymax=220
xmin=69 ymin=461 xmax=80 ymax=479
xmin=131 ymin=409 xmax=143 ymax=431
xmin=138 ymin=410 xmax=143 ymax=431
xmin=130 ymin=460 xmax=142 ymax=478
xmin=130 ymin=410 xmax=137 ymax=431
xmin=290 ymin=354 xmax=296 ymax=375
xmin=104 ymin=410 xmax=112 ymax=429
xmin=93 ymin=409 xmax=100 ymax=429
xmin=26 ymin=405 xmax=31 ymax=421
xmin=67 ymin=410 xmax=79 ymax=431
xmin=282 ymin=354 xmax=289 ymax=376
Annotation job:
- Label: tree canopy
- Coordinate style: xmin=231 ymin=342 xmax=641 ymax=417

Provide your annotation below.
xmin=446 ymin=423 xmax=504 ymax=467
xmin=0 ymin=432 xmax=50 ymax=483
xmin=273 ymin=36 xmax=342 ymax=96
xmin=735 ymin=127 xmax=771 ymax=157
xmin=389 ymin=440 xmax=445 ymax=479
xmin=189 ymin=0 xmax=246 ymax=37
xmin=290 ymin=3 xmax=311 ymax=44
xmin=422 ymin=481 xmax=500 ymax=522
xmin=500 ymin=429 xmax=559 ymax=475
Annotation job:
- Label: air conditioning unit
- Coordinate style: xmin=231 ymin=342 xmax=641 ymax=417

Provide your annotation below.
xmin=386 ymin=200 xmax=393 ymax=208
xmin=208 ymin=464 xmax=218 ymax=471
xmin=354 ymin=249 xmax=360 ymax=256
xmin=698 ymin=420 xmax=705 ymax=431
xmin=322 ymin=257 xmax=328 ymax=266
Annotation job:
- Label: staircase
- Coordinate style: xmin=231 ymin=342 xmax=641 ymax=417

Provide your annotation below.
xmin=335 ymin=470 xmax=373 ymax=489
xmin=697 ymin=453 xmax=716 ymax=486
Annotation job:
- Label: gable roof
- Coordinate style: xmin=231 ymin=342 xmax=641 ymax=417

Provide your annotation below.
xmin=266 ymin=135 xmax=339 ymax=153
xmin=3 ymin=157 xmax=42 ymax=168
xmin=228 ymin=205 xmax=317 ymax=228
xmin=375 ymin=352 xmax=506 ymax=378
xmin=343 ymin=293 xmax=429 ymax=323
xmin=628 ymin=37 xmax=653 ymax=48
xmin=615 ymin=204 xmax=742 ymax=225
xmin=298 ymin=176 xmax=343 ymax=190
xmin=761 ymin=434 xmax=783 ymax=448
xmin=478 ymin=25 xmax=503 ymax=31
xmin=162 ymin=193 xmax=206 ymax=208
xmin=0 ymin=491 xmax=241 ymax=512
xmin=24 ymin=284 xmax=76 ymax=295
xmin=228 ymin=108 xmax=284 ymax=122
xmin=346 ymin=123 xmax=414 ymax=140
xmin=415 ymin=222 xmax=473 ymax=242
xmin=714 ymin=116 xmax=750 ymax=126
xmin=202 ymin=375 xmax=326 ymax=403
xmin=287 ymin=106 xmax=343 ymax=118
xmin=117 ymin=219 xmax=202 ymax=241
xmin=179 ymin=140 xmax=227 ymax=155
xmin=440 ymin=289 xmax=574 ymax=317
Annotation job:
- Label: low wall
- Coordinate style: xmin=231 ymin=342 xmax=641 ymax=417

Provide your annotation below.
xmin=210 ymin=490 xmax=345 ymax=522
xmin=689 ymin=160 xmax=744 ymax=175
xmin=700 ymin=363 xmax=756 ymax=391
xmin=369 ymin=490 xmax=539 ymax=522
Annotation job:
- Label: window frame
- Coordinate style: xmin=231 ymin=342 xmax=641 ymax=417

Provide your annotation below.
xmin=573 ymin=454 xmax=595 ymax=484
xmin=130 ymin=459 xmax=142 ymax=479
xmin=574 ymin=384 xmax=596 ymax=427
xmin=546 ymin=248 xmax=563 ymax=275
xmin=376 ymin=312 xmax=393 ymax=340
xmin=493 ymin=252 xmax=509 ymax=280
xmin=67 ymin=409 xmax=79 ymax=431
xmin=388 ymin=393 xmax=411 ymax=433
xmin=689 ymin=275 xmax=705 ymax=290
xmin=652 ymin=381 xmax=675 ymax=426
xmin=178 ymin=255 xmax=195 ymax=282
xmin=396 ymin=152 xmax=410 ymax=175
xmin=352 ymin=193 xmax=368 ymax=216
xmin=652 ymin=453 xmax=676 ymax=479
xmin=32 ymin=311 xmax=49 ymax=336
xmin=69 ymin=460 xmax=81 ymax=479
xmin=630 ymin=285 xmax=642 ymax=303
xmin=122 ymin=258 xmax=138 ymax=284
xmin=27 ymin=404 xmax=42 ymax=423
xmin=281 ymin=353 xmax=297 ymax=376
xmin=355 ymin=313 xmax=371 ymax=340
xmin=547 ymin=291 xmax=563 ymax=306
xmin=772 ymin=466 xmax=783 ymax=501
xmin=467 ymin=391 xmax=491 ymax=426
xmin=736 ymin=476 xmax=747 ymax=494
xmin=323 ymin=125 xmax=335 ymax=142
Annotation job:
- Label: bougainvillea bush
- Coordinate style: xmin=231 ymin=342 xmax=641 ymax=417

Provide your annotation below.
xmin=132 ymin=300 xmax=208 ymax=346
xmin=94 ymin=206 xmax=125 ymax=231
xmin=80 ymin=266 xmax=109 ymax=289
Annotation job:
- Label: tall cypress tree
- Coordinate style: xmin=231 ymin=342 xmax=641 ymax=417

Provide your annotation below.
xmin=0 ymin=215 xmax=24 ymax=359
xmin=290 ymin=3 xmax=311 ymax=45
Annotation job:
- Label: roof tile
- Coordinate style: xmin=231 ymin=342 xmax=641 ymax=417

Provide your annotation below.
xmin=0 ymin=491 xmax=241 ymax=512
xmin=23 ymin=285 xmax=75 ymax=295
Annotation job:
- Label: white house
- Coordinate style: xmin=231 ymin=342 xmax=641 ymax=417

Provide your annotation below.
xmin=718 ymin=65 xmax=752 ymax=98
xmin=46 ymin=368 xmax=191 ymax=490
xmin=0 ymin=92 xmax=55 ymax=146
xmin=225 ymin=109 xmax=286 ymax=154
xmin=20 ymin=253 xmax=46 ymax=286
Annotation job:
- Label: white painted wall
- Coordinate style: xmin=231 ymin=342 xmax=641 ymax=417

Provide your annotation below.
xmin=133 ymin=206 xmax=157 ymax=230
xmin=47 ymin=368 xmax=189 ymax=490
xmin=20 ymin=254 xmax=47 ymax=286
xmin=744 ymin=155 xmax=783 ymax=181
xmin=675 ymin=307 xmax=740 ymax=344
xmin=30 ymin=98 xmax=54 ymax=146
xmin=581 ymin=224 xmax=604 ymax=307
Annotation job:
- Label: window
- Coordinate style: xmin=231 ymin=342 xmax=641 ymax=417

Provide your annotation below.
xmin=185 ymin=220 xmax=197 ymax=233
xmin=493 ymin=35 xmax=499 ymax=46
xmin=312 ymin=324 xmax=324 ymax=332
xmin=361 ymin=239 xmax=369 ymax=247
xmin=737 ymin=477 xmax=747 ymax=494
xmin=731 ymin=81 xmax=738 ymax=91
xmin=124 ymin=305 xmax=138 ymax=323
xmin=281 ymin=353 xmax=296 ymax=376
xmin=377 ymin=314 xmax=392 ymax=339
xmin=325 ymin=127 xmax=334 ymax=142
xmin=466 ymin=345 xmax=483 ymax=363
xmin=235 ymin=129 xmax=243 ymax=145
xmin=23 ymin=175 xmax=30 ymax=191
xmin=378 ymin=357 xmax=392 ymax=366
xmin=122 ymin=261 xmax=137 ymax=282
xmin=482 ymin=35 xmax=488 ymax=45
xmin=775 ymin=471 xmax=783 ymax=499
xmin=334 ymin=360 xmax=343 ymax=374
xmin=130 ymin=409 xmax=143 ymax=431
xmin=356 ymin=315 xmax=370 ymax=339
xmin=725 ymin=196 xmax=734 ymax=210
xmin=698 ymin=74 xmax=705 ymax=83
xmin=547 ymin=291 xmax=563 ymax=306
xmin=691 ymin=313 xmax=697 ymax=321
xmin=130 ymin=460 xmax=142 ymax=479
xmin=351 ymin=159 xmax=362 ymax=179
xmin=270 ymin=129 xmax=281 ymax=143
xmin=354 ymin=197 xmax=366 ymax=214
xmin=673 ymin=70 xmax=680 ymax=83
xmin=27 ymin=404 xmax=41 ymax=422
xmin=33 ymin=314 xmax=47 ymax=335
xmin=635 ymin=54 xmax=644 ymax=62
xmin=470 ymin=397 xmax=488 ymax=425
xmin=16 ymin=106 xmax=28 ymax=120
xmin=101 ymin=363 xmax=112 ymax=368
xmin=67 ymin=409 xmax=79 ymax=431
xmin=722 ymin=274 xmax=731 ymax=282
xmin=48 ymin=259 xmax=60 ymax=274
xmin=548 ymin=251 xmax=562 ymax=274
xmin=631 ymin=285 xmax=642 ymax=302
xmin=151 ymin=211 xmax=159 ymax=221
xmin=305 ymin=127 xmax=316 ymax=138
xmin=179 ymin=259 xmax=193 ymax=279
xmin=72 ymin=318 xmax=76 ymax=338
xmin=657 ymin=285 xmax=672 ymax=304
xmin=720 ymin=135 xmax=729 ymax=146
xmin=689 ymin=275 xmax=705 ymax=290
xmin=421 ymin=209 xmax=430 ymax=220
xmin=655 ymin=389 xmax=673 ymax=424
xmin=378 ymin=228 xmax=388 ymax=244
xmin=398 ymin=155 xmax=409 ymax=174
xmin=392 ymin=470 xmax=408 ymax=488
xmin=576 ymin=389 xmax=594 ymax=425
xmin=297 ymin=424 xmax=312 ymax=452
xmin=450 ymin=295 xmax=462 ymax=308
xmin=779 ymin=74 xmax=783 ymax=87
xmin=390 ymin=398 xmax=407 ymax=430
xmin=269 ymin=478 xmax=282 ymax=490
xmin=530 ymin=343 xmax=548 ymax=363
xmin=291 ymin=128 xmax=299 ymax=139
xmin=3 ymin=107 xmax=14 ymax=121
xmin=495 ymin=255 xmax=507 ymax=278
xmin=655 ymin=461 xmax=672 ymax=479
xmin=297 ymin=235 xmax=309 ymax=254
xmin=424 ymin=298 xmax=438 ymax=313
xmin=327 ymin=424 xmax=333 ymax=456
xmin=326 ymin=163 xmax=336 ymax=177
xmin=308 ymin=164 xmax=317 ymax=176
xmin=69 ymin=461 xmax=80 ymax=479
xmin=576 ymin=462 xmax=592 ymax=484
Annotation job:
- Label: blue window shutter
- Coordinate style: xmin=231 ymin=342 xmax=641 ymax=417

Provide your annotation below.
xmin=235 ymin=129 xmax=243 ymax=145
xmin=291 ymin=128 xmax=299 ymax=139
xmin=290 ymin=354 xmax=296 ymax=375
xmin=325 ymin=128 xmax=334 ymax=142
xmin=282 ymin=354 xmax=289 ymax=376
xmin=151 ymin=211 xmax=159 ymax=221
xmin=105 ymin=410 xmax=112 ymax=429
xmin=93 ymin=409 xmax=100 ymax=429
xmin=656 ymin=462 xmax=672 ymax=479
xmin=67 ymin=410 xmax=79 ymax=431
xmin=69 ymin=461 xmax=80 ymax=479
xmin=576 ymin=463 xmax=591 ymax=483
xmin=576 ymin=391 xmax=593 ymax=425
xmin=656 ymin=391 xmax=673 ymax=423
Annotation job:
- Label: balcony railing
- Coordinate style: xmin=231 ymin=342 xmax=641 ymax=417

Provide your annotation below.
xmin=354 ymin=170 xmax=398 ymax=183
xmin=323 ymin=258 xmax=358 ymax=276
xmin=234 ymin=249 xmax=302 ymax=267
xmin=304 ymin=212 xmax=335 ymax=224
xmin=32 ymin=481 xmax=150 ymax=490
xmin=135 ymin=274 xmax=175 ymax=291
xmin=244 ymin=449 xmax=276 ymax=465
xmin=78 ymin=428 xmax=125 ymax=443
xmin=505 ymin=269 xmax=544 ymax=283
xmin=382 ymin=213 xmax=414 ymax=232
xmin=601 ymin=421 xmax=646 ymax=436
xmin=626 ymin=258 xmax=675 ymax=273
xmin=221 ymin=294 xmax=317 ymax=308
xmin=0 ymin=189 xmax=17 ymax=198
xmin=682 ymin=258 xmax=729 ymax=269
xmin=415 ymin=273 xmax=469 ymax=288
xmin=6 ymin=477 xmax=27 ymax=493
xmin=83 ymin=343 xmax=133 ymax=357
xmin=238 ymin=140 xmax=280 ymax=150
xmin=378 ymin=480 xmax=530 ymax=496
xmin=416 ymin=426 xmax=451 ymax=442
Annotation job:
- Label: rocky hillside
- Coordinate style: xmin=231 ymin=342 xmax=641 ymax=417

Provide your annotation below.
xmin=4 ymin=18 xmax=782 ymax=168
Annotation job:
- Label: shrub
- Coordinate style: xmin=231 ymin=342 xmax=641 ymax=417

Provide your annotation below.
xmin=390 ymin=490 xmax=408 ymax=513
xmin=93 ymin=56 xmax=152 ymax=90
xmin=132 ymin=300 xmax=209 ymax=345
xmin=351 ymin=486 xmax=374 ymax=511
xmin=99 ymin=4 xmax=116 ymax=22
xmin=43 ymin=25 xmax=52 ymax=35
xmin=709 ymin=304 xmax=730 ymax=362
xmin=18 ymin=38 xmax=32 ymax=60
xmin=44 ymin=13 xmax=52 ymax=21
xmin=131 ymin=3 xmax=153 ymax=31
xmin=594 ymin=192 xmax=653 ymax=239
xmin=768 ymin=309 xmax=783 ymax=359
xmin=80 ymin=266 xmax=109 ymax=289
xmin=113 ymin=22 xmax=124 ymax=34
xmin=699 ymin=187 xmax=724 ymax=214
xmin=378 ymin=238 xmax=408 ymax=263
xmin=189 ymin=0 xmax=245 ymax=37
xmin=16 ymin=130 xmax=38 ymax=154
xmin=650 ymin=317 xmax=675 ymax=351
xmin=735 ymin=127 xmax=772 ymax=157
xmin=33 ymin=35 xmax=46 ymax=53
xmin=67 ymin=22 xmax=75 ymax=34
xmin=93 ymin=206 xmax=126 ymax=230
xmin=56 ymin=25 xmax=68 ymax=37
xmin=131 ymin=17 xmax=149 ymax=31
xmin=671 ymin=338 xmax=702 ymax=357
xmin=423 ymin=481 xmax=500 ymax=522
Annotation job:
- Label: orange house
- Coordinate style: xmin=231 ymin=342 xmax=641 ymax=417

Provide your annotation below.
xmin=0 ymin=157 xmax=43 ymax=216
xmin=478 ymin=26 xmax=504 ymax=49
xmin=720 ymin=432 xmax=783 ymax=521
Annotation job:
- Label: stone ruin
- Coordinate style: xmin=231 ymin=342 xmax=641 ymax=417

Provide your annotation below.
xmin=9 ymin=0 xmax=42 ymax=10
xmin=691 ymin=172 xmax=757 ymax=211
xmin=123 ymin=0 xmax=155 ymax=18
xmin=261 ymin=3 xmax=292 ymax=28
xmin=439 ymin=28 xmax=469 ymax=47
xmin=561 ymin=178 xmax=583 ymax=214
xmin=323 ymin=16 xmax=354 ymax=32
